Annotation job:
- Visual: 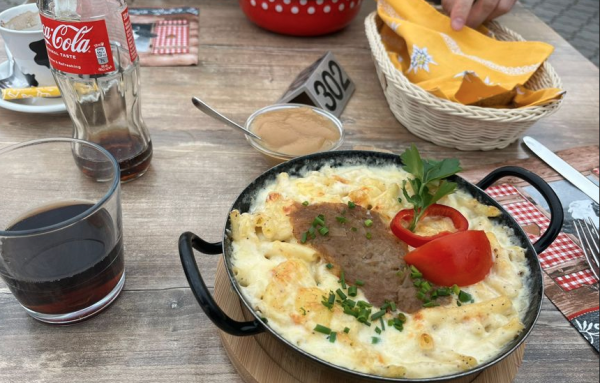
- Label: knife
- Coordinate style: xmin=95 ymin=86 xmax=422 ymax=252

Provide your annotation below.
xmin=524 ymin=136 xmax=599 ymax=204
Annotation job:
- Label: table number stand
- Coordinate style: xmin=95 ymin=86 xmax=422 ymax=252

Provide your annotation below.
xmin=279 ymin=51 xmax=355 ymax=117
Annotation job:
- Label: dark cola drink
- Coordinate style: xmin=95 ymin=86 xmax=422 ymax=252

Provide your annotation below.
xmin=75 ymin=130 xmax=153 ymax=183
xmin=0 ymin=202 xmax=124 ymax=316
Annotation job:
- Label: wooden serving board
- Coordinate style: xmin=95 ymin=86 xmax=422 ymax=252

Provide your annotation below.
xmin=213 ymin=259 xmax=525 ymax=383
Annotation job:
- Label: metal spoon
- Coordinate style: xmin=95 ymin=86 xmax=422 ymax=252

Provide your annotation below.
xmin=192 ymin=97 xmax=262 ymax=141
xmin=0 ymin=59 xmax=35 ymax=90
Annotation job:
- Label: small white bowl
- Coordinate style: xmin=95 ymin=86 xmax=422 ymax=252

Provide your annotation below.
xmin=245 ymin=104 xmax=345 ymax=166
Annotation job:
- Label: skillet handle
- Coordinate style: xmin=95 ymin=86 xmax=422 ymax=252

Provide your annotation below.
xmin=179 ymin=232 xmax=265 ymax=336
xmin=477 ymin=166 xmax=564 ymax=254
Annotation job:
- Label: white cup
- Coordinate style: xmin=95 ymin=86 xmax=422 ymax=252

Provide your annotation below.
xmin=0 ymin=3 xmax=55 ymax=87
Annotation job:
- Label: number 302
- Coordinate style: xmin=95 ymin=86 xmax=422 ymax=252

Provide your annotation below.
xmin=313 ymin=61 xmax=351 ymax=112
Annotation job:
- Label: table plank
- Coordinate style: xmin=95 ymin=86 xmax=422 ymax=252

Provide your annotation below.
xmin=0 ymin=1 xmax=598 ymax=382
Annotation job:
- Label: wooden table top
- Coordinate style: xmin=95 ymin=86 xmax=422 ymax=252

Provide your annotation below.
xmin=0 ymin=1 xmax=598 ymax=382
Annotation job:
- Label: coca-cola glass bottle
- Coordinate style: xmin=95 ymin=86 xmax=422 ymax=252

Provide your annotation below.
xmin=37 ymin=0 xmax=152 ymax=182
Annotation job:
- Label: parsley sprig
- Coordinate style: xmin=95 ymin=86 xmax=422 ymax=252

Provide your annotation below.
xmin=400 ymin=145 xmax=462 ymax=231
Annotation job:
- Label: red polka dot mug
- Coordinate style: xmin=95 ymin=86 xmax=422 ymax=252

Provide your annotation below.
xmin=239 ymin=0 xmax=364 ymax=36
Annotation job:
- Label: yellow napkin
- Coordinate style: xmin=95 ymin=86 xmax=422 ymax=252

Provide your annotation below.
xmin=377 ymin=0 xmax=564 ymax=108
xmin=1 ymin=86 xmax=60 ymax=100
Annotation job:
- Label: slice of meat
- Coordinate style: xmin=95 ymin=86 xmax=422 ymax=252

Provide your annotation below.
xmin=290 ymin=202 xmax=449 ymax=313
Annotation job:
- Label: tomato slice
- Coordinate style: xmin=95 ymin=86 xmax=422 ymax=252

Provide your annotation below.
xmin=404 ymin=231 xmax=493 ymax=287
xmin=390 ymin=204 xmax=469 ymax=248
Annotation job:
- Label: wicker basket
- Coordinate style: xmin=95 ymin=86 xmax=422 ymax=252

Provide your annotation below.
xmin=365 ymin=12 xmax=564 ymax=151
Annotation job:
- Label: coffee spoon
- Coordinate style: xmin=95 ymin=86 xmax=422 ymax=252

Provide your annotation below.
xmin=0 ymin=59 xmax=34 ymax=90
xmin=192 ymin=97 xmax=262 ymax=141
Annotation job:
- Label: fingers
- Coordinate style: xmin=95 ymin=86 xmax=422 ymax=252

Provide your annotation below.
xmin=449 ymin=0 xmax=475 ymax=31
xmin=466 ymin=0 xmax=500 ymax=28
xmin=445 ymin=0 xmax=516 ymax=31
xmin=487 ymin=0 xmax=518 ymax=22
xmin=442 ymin=0 xmax=457 ymax=15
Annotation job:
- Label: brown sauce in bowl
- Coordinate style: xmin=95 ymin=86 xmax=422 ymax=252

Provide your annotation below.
xmin=250 ymin=107 xmax=341 ymax=156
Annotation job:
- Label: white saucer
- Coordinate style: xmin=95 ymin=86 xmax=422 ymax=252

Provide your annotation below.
xmin=0 ymin=61 xmax=67 ymax=114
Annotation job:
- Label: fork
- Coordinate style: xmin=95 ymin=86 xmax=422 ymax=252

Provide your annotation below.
xmin=574 ymin=218 xmax=600 ymax=281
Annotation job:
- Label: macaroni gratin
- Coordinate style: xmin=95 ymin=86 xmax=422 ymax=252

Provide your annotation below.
xmin=229 ymin=164 xmax=530 ymax=379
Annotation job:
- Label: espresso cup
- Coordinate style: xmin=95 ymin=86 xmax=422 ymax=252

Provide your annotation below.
xmin=0 ymin=3 xmax=54 ymax=87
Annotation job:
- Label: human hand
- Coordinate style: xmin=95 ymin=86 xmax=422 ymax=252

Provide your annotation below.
xmin=442 ymin=0 xmax=517 ymax=31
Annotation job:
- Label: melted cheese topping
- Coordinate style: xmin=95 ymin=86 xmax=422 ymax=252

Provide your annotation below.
xmin=229 ymin=165 xmax=531 ymax=379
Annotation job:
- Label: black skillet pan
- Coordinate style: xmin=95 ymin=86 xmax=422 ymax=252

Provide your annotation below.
xmin=179 ymin=150 xmax=563 ymax=382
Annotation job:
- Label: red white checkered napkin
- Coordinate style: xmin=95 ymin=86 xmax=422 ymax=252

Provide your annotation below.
xmin=556 ymin=270 xmax=599 ymax=292
xmin=153 ymin=19 xmax=189 ymax=55
xmin=485 ymin=183 xmax=519 ymax=199
xmin=486 ymin=184 xmax=599 ymax=291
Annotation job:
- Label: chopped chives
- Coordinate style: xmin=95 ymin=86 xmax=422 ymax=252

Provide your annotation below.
xmin=314 ymin=324 xmax=332 ymax=335
xmin=375 ymin=327 xmax=382 ymax=335
xmin=302 ymin=201 xmax=310 ymax=206
xmin=336 ymin=216 xmax=347 ymax=224
xmin=319 ymin=227 xmax=329 ymax=236
xmin=420 ymin=281 xmax=432 ymax=293
xmin=398 ymin=197 xmax=403 ymax=203
xmin=380 ymin=317 xmax=386 ymax=331
xmin=301 ymin=232 xmax=308 ymax=244
xmin=389 ymin=302 xmax=397 ymax=311
xmin=410 ymin=265 xmax=423 ymax=279
xmin=372 ymin=337 xmax=380 ymax=344
xmin=459 ymin=291 xmax=473 ymax=303
xmin=326 ymin=263 xmax=334 ymax=269
xmin=348 ymin=286 xmax=358 ymax=297
xmin=371 ymin=310 xmax=386 ymax=321
xmin=388 ymin=319 xmax=394 ymax=326
xmin=351 ymin=227 xmax=358 ymax=232
xmin=339 ymin=270 xmax=347 ymax=289
xmin=364 ymin=219 xmax=374 ymax=227
xmin=344 ymin=307 xmax=358 ymax=317
xmin=313 ymin=216 xmax=325 ymax=227
xmin=437 ymin=287 xmax=451 ymax=296
xmin=336 ymin=289 xmax=347 ymax=301
xmin=355 ymin=280 xmax=365 ymax=286
xmin=452 ymin=284 xmax=461 ymax=296
xmin=322 ymin=292 xmax=335 ymax=309
xmin=344 ymin=327 xmax=350 ymax=334
xmin=381 ymin=302 xmax=390 ymax=310
xmin=424 ymin=301 xmax=440 ymax=308
xmin=328 ymin=292 xmax=335 ymax=305
xmin=366 ymin=232 xmax=372 ymax=240
xmin=328 ymin=332 xmax=337 ymax=343
xmin=261 ymin=317 xmax=269 ymax=324
xmin=308 ymin=226 xmax=316 ymax=238
xmin=397 ymin=313 xmax=407 ymax=323
xmin=392 ymin=318 xmax=404 ymax=332
xmin=413 ymin=279 xmax=422 ymax=288
xmin=357 ymin=300 xmax=372 ymax=308
xmin=416 ymin=291 xmax=427 ymax=301
xmin=344 ymin=299 xmax=356 ymax=308
xmin=348 ymin=201 xmax=356 ymax=209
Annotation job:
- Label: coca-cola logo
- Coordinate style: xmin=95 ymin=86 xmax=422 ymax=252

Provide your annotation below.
xmin=42 ymin=24 xmax=93 ymax=54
